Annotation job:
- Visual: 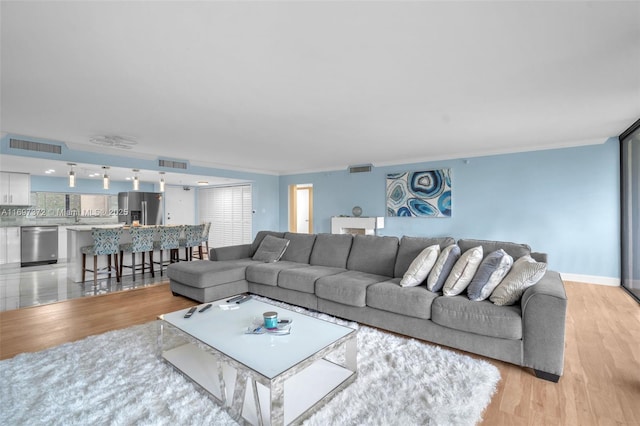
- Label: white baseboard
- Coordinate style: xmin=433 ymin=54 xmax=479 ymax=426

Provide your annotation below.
xmin=560 ymin=273 xmax=620 ymax=287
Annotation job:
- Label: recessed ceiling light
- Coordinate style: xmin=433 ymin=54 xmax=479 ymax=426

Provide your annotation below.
xmin=197 ymin=181 xmax=209 ymax=186
xmin=44 ymin=169 xmax=55 ymax=174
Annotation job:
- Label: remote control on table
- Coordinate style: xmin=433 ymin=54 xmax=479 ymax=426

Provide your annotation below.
xmin=199 ymin=303 xmax=212 ymax=313
xmin=184 ymin=307 xmax=197 ymax=318
xmin=236 ymin=295 xmax=252 ymax=304
xmin=227 ymin=295 xmax=245 ymax=303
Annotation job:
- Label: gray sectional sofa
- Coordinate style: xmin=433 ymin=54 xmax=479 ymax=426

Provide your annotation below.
xmin=167 ymin=231 xmax=567 ymax=382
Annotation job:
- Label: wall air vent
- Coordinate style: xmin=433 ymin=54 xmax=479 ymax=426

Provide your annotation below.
xmin=348 ymin=163 xmax=373 ymax=173
xmin=9 ymin=139 xmax=62 ymax=154
xmin=159 ymin=159 xmax=188 ymax=170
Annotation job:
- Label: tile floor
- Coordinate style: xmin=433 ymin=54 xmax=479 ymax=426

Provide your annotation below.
xmin=0 ymin=260 xmax=167 ymax=312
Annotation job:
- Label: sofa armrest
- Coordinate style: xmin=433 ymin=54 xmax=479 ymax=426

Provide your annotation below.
xmin=530 ymin=251 xmax=547 ymax=263
xmin=520 ymin=270 xmax=567 ymax=378
xmin=210 ymin=244 xmax=252 ymax=261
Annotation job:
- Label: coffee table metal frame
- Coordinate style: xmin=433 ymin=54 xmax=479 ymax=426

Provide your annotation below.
xmin=157 ymin=298 xmax=357 ymax=426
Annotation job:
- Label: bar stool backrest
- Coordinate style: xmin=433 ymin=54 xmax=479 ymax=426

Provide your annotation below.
xmin=158 ymin=225 xmax=183 ymax=250
xmin=184 ymin=224 xmax=205 ymax=247
xmin=129 ymin=227 xmax=156 ymax=252
xmin=90 ymin=227 xmax=122 ymax=255
xmin=201 ymin=222 xmax=211 ymax=243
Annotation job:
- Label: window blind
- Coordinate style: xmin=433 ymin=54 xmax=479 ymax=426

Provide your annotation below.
xmin=198 ymin=185 xmax=252 ymax=248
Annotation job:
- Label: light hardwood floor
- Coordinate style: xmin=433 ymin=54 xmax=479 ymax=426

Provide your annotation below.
xmin=0 ymin=281 xmax=638 ymax=425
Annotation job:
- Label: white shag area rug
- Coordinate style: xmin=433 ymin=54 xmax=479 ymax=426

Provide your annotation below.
xmin=1 ymin=298 xmax=500 ymax=426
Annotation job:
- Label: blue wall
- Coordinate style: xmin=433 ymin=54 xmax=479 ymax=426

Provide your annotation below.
xmin=31 ymin=175 xmax=154 ymax=194
xmin=2 ymin=134 xmax=621 ymax=278
xmin=280 ymin=138 xmax=621 ymax=278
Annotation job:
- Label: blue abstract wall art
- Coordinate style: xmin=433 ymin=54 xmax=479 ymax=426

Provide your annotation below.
xmin=386 ymin=169 xmax=452 ymax=217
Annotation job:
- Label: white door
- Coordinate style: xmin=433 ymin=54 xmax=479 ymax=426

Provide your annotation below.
xmin=164 ymin=186 xmax=195 ymax=225
xmin=296 ymin=188 xmax=311 ymax=233
xmin=289 ymin=185 xmax=313 ymax=234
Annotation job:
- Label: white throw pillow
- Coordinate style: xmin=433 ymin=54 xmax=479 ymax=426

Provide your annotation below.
xmin=442 ymin=246 xmax=483 ymax=296
xmin=399 ymin=244 xmax=441 ymax=287
xmin=490 ymin=255 xmax=547 ymax=306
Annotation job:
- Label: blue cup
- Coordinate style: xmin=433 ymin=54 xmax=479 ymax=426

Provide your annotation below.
xmin=263 ymin=311 xmax=278 ymax=328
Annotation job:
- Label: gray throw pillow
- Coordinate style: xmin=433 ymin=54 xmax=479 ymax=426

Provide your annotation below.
xmin=426 ymin=244 xmax=461 ymax=292
xmin=467 ymin=249 xmax=513 ymax=301
xmin=252 ymin=235 xmax=290 ymax=263
xmin=490 ymin=255 xmax=547 ymax=306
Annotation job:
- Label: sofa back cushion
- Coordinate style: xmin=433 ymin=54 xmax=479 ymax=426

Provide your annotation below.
xmin=457 ymin=238 xmax=531 ymax=261
xmin=310 ymin=233 xmax=354 ymax=268
xmin=394 ymin=236 xmax=456 ymax=278
xmin=281 ymin=232 xmax=317 ymax=264
xmin=347 ymin=235 xmax=399 ymax=277
xmin=251 ymin=231 xmax=285 ymax=256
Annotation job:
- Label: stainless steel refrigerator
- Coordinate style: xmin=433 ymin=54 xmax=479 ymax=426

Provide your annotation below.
xmin=118 ymin=192 xmax=163 ymax=225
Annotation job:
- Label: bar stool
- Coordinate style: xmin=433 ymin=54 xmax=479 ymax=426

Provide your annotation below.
xmin=197 ymin=222 xmax=211 ymax=259
xmin=81 ymin=227 xmax=123 ymax=285
xmin=179 ymin=224 xmax=205 ymax=261
xmin=153 ymin=225 xmax=183 ymax=276
xmin=119 ymin=226 xmax=155 ymax=281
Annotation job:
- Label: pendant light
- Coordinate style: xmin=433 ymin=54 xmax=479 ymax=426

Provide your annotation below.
xmin=159 ymin=172 xmax=165 ymax=192
xmin=132 ymin=169 xmax=140 ymax=191
xmin=102 ymin=166 xmax=110 ymax=190
xmin=68 ymin=163 xmax=76 ymax=188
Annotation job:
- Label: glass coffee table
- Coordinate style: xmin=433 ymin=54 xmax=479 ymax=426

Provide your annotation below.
xmin=158 ymin=296 xmax=357 ymax=425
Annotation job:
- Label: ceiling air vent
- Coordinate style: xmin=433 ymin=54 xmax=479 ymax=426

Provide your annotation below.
xmin=158 ymin=159 xmax=188 ymax=170
xmin=10 ymin=138 xmax=62 ymax=154
xmin=348 ymin=163 xmax=373 ymax=173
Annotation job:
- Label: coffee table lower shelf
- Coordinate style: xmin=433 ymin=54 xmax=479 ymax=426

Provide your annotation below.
xmin=162 ymin=342 xmax=356 ymax=425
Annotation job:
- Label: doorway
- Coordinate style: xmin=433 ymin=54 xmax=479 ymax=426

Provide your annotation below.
xmin=289 ymin=184 xmax=313 ymax=234
xmin=164 ymin=186 xmax=195 ymax=225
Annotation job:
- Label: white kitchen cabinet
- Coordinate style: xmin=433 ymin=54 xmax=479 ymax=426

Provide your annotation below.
xmin=0 ymin=227 xmax=20 ymax=265
xmin=6 ymin=227 xmax=20 ymax=264
xmin=58 ymin=226 xmax=68 ymax=260
xmin=0 ymin=172 xmax=31 ymax=205
xmin=0 ymin=228 xmax=6 ymax=265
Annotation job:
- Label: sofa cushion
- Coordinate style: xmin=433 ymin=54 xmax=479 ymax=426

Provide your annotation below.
xmin=426 ymin=244 xmax=461 ymax=292
xmin=394 ymin=236 xmax=456 ymax=278
xmin=346 ymin=235 xmax=399 ymax=276
xmin=367 ymin=279 xmax=438 ymax=320
xmin=431 ymin=295 xmax=523 ymax=340
xmin=467 ymin=249 xmax=514 ymax=301
xmin=443 ymin=246 xmax=483 ymax=296
xmin=167 ymin=259 xmax=254 ymax=288
xmin=399 ymin=245 xmax=440 ymax=287
xmin=281 ymin=232 xmax=317 ymax=264
xmin=458 ymin=238 xmax=531 ymax=261
xmin=250 ymin=231 xmax=285 ymax=256
xmin=309 ymin=234 xmax=353 ymax=268
xmin=278 ymin=265 xmax=346 ymax=294
xmin=490 ymin=255 xmax=547 ymax=306
xmin=316 ymin=270 xmax=390 ymax=307
xmin=246 ymin=261 xmax=309 ymax=286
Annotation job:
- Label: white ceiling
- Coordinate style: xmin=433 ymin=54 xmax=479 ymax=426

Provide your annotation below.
xmin=1 ymin=1 xmax=639 ymax=176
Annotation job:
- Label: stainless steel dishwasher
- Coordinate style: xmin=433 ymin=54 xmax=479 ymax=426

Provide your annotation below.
xmin=20 ymin=225 xmax=58 ymax=266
